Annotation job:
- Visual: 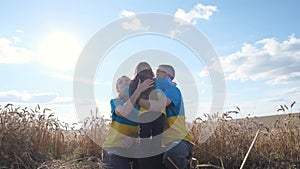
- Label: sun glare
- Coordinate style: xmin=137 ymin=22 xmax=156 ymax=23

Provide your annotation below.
xmin=37 ymin=31 xmax=82 ymax=71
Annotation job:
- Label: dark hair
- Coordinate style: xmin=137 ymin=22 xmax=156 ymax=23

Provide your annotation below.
xmin=129 ymin=68 xmax=156 ymax=100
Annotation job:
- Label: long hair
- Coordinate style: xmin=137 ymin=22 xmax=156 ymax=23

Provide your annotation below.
xmin=129 ymin=68 xmax=156 ymax=100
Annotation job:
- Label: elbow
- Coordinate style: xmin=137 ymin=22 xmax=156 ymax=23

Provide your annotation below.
xmin=120 ymin=110 xmax=130 ymax=117
xmin=115 ymin=109 xmax=130 ymax=117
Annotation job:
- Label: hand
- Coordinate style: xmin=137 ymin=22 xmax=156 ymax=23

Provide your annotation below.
xmin=136 ymin=79 xmax=154 ymax=93
xmin=149 ymin=91 xmax=167 ymax=112
xmin=121 ymin=136 xmax=138 ymax=149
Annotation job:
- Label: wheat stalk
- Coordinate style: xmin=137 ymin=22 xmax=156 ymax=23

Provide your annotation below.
xmin=239 ymin=129 xmax=260 ymax=169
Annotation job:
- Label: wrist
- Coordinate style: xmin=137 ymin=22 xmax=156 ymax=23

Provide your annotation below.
xmin=136 ymin=97 xmax=141 ymax=105
xmin=134 ymin=87 xmax=141 ymax=95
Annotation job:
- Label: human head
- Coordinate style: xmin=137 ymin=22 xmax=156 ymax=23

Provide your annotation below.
xmin=135 ymin=62 xmax=154 ymax=79
xmin=156 ymin=64 xmax=175 ymax=80
xmin=116 ymin=76 xmax=131 ymax=97
xmin=135 ymin=62 xmax=151 ymax=75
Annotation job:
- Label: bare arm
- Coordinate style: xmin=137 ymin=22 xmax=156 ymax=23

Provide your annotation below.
xmin=115 ymin=79 xmax=154 ymax=117
xmin=138 ymin=92 xmax=169 ymax=112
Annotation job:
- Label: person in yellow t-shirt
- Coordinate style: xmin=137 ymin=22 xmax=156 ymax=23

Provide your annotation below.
xmin=138 ymin=64 xmax=194 ymax=169
xmin=156 ymin=65 xmax=194 ymax=169
xmin=102 ymin=75 xmax=154 ymax=169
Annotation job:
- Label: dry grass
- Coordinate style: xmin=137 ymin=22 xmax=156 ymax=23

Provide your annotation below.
xmin=1 ymin=103 xmax=300 ymax=169
xmin=0 ymin=104 xmax=107 ymax=169
xmin=190 ymin=105 xmax=300 ymax=169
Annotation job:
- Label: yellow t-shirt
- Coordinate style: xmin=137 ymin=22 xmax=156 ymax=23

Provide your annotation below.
xmin=103 ymin=99 xmax=139 ymax=148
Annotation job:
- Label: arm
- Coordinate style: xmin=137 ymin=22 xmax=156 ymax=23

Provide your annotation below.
xmin=138 ymin=98 xmax=172 ymax=109
xmin=115 ymin=79 xmax=154 ymax=117
xmin=138 ymin=92 xmax=169 ymax=112
xmin=138 ymin=86 xmax=180 ymax=110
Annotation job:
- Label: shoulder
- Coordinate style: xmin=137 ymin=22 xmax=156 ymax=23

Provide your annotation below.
xmin=110 ymin=98 xmax=118 ymax=104
xmin=165 ymin=85 xmax=181 ymax=95
xmin=164 ymin=86 xmax=182 ymax=106
xmin=110 ymin=98 xmax=125 ymax=107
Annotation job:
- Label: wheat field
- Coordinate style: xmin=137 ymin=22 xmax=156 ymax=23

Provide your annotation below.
xmin=0 ymin=103 xmax=299 ymax=169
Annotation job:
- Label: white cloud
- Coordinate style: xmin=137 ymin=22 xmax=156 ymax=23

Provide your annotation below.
xmin=0 ymin=37 xmax=34 ymax=64
xmin=121 ymin=17 xmax=149 ymax=31
xmin=12 ymin=36 xmax=22 ymax=43
xmin=0 ymin=90 xmax=72 ymax=105
xmin=0 ymin=90 xmax=57 ymax=103
xmin=120 ymin=9 xmax=149 ymax=31
xmin=280 ymin=87 xmax=300 ymax=95
xmin=198 ymin=70 xmax=209 ymax=77
xmin=197 ymin=57 xmax=224 ymax=78
xmin=169 ymin=29 xmax=182 ymax=38
xmin=52 ymin=96 xmax=73 ymax=105
xmin=266 ymin=72 xmax=300 ymax=85
xmin=16 ymin=29 xmax=24 ymax=33
xmin=120 ymin=10 xmax=136 ymax=17
xmin=175 ymin=3 xmax=217 ymax=24
xmin=122 ymin=17 xmax=145 ymax=31
xmin=219 ymin=35 xmax=300 ymax=85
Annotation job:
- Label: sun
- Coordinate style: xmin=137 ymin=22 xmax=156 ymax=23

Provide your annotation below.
xmin=37 ymin=31 xmax=82 ymax=71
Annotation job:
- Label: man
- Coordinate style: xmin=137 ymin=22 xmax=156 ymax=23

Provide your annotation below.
xmin=156 ymin=64 xmax=194 ymax=169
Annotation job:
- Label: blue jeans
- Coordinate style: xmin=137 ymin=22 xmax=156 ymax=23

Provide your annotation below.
xmin=102 ymin=149 xmax=139 ymax=169
xmin=163 ymin=140 xmax=194 ymax=169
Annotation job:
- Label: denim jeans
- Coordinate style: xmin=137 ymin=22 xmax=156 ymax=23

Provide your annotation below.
xmin=163 ymin=140 xmax=194 ymax=169
xmin=102 ymin=149 xmax=139 ymax=169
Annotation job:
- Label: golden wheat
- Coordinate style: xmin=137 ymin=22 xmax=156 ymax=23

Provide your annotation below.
xmin=0 ymin=104 xmax=108 ymax=169
xmin=1 ymin=103 xmax=299 ymax=168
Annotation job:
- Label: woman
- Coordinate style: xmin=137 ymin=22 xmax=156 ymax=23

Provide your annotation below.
xmin=129 ymin=62 xmax=167 ymax=169
xmin=102 ymin=75 xmax=154 ymax=169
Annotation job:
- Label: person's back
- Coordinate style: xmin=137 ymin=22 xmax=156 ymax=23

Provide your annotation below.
xmin=129 ymin=62 xmax=166 ymax=169
xmin=155 ymin=64 xmax=194 ymax=169
xmin=163 ymin=85 xmax=192 ymax=145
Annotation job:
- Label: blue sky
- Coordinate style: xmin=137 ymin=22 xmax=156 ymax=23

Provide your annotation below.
xmin=1 ymin=0 xmax=300 ymax=124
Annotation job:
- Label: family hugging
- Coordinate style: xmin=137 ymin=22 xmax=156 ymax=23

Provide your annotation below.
xmin=102 ymin=62 xmax=194 ymax=169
